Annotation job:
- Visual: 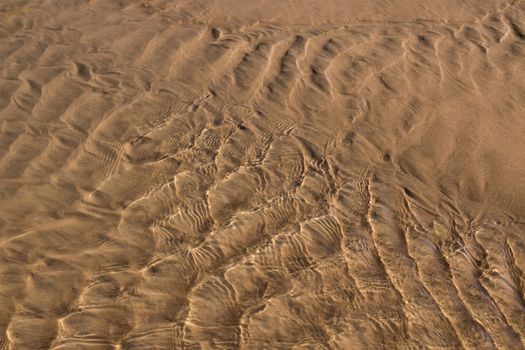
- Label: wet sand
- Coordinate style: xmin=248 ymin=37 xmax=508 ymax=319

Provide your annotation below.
xmin=1 ymin=0 xmax=525 ymax=349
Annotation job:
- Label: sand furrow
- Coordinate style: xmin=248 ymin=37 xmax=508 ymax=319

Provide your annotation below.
xmin=1 ymin=0 xmax=525 ymax=348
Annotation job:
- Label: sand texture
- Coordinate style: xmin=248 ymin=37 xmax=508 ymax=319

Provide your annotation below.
xmin=1 ymin=0 xmax=525 ymax=349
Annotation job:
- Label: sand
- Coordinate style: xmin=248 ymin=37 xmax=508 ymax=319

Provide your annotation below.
xmin=1 ymin=0 xmax=525 ymax=349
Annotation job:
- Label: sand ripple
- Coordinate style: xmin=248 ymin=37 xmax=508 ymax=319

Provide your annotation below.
xmin=1 ymin=0 xmax=525 ymax=349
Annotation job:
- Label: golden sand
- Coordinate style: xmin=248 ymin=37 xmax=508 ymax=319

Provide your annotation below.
xmin=1 ymin=0 xmax=525 ymax=348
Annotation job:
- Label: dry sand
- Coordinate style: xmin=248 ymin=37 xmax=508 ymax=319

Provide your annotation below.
xmin=1 ymin=0 xmax=525 ymax=349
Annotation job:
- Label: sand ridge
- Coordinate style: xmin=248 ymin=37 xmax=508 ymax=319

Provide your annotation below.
xmin=1 ymin=0 xmax=525 ymax=349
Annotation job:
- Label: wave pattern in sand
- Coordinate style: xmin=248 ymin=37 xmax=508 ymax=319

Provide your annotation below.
xmin=1 ymin=0 xmax=525 ymax=349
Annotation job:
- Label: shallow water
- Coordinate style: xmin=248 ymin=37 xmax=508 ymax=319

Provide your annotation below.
xmin=1 ymin=1 xmax=525 ymax=349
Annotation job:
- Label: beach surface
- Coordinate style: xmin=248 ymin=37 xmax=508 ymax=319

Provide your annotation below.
xmin=1 ymin=0 xmax=525 ymax=348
